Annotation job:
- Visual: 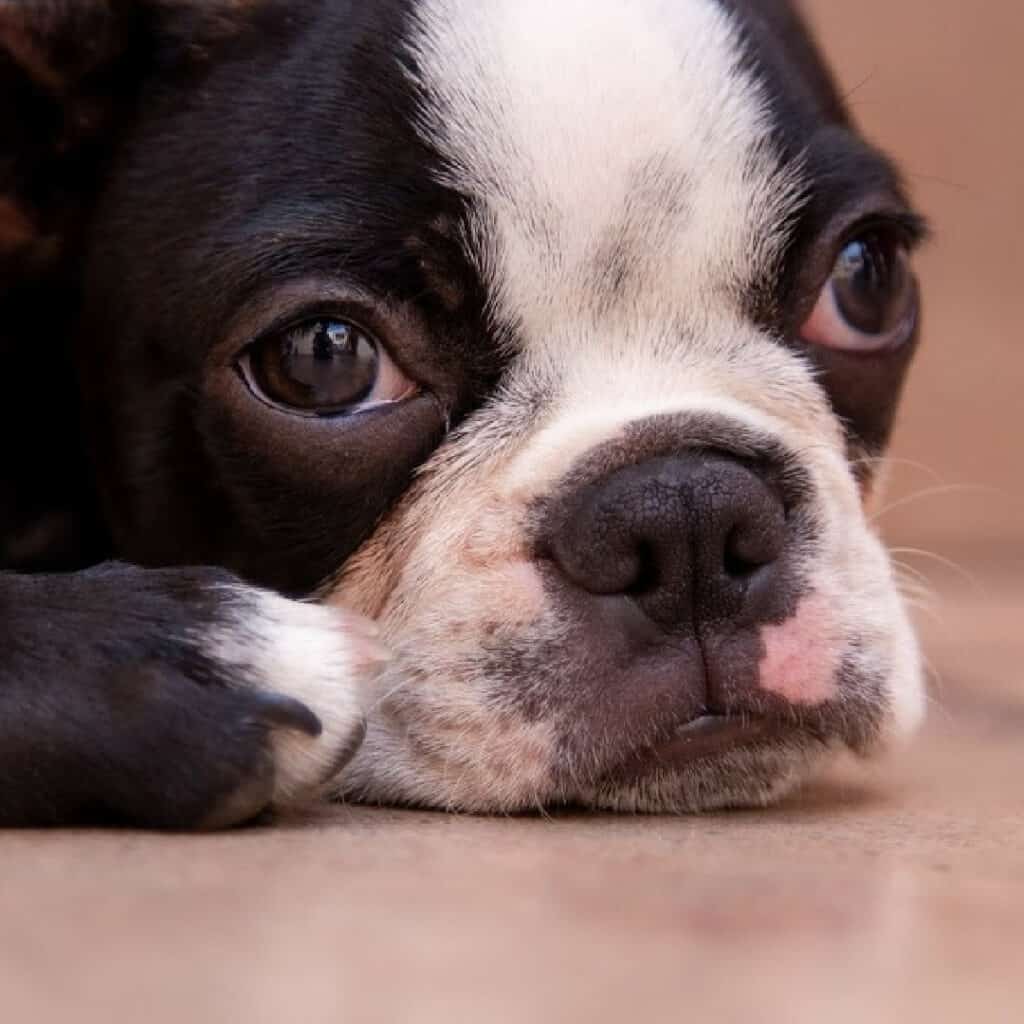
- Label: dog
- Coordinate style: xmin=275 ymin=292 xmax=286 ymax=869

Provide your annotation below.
xmin=0 ymin=0 xmax=927 ymax=828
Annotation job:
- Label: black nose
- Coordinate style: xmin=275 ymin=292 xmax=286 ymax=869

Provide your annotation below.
xmin=543 ymin=454 xmax=789 ymax=628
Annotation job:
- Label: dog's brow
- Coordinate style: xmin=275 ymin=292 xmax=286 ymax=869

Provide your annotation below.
xmin=803 ymin=126 xmax=926 ymax=231
xmin=407 ymin=0 xmax=806 ymax=347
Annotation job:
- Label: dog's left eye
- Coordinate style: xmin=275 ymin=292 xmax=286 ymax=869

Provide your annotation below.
xmin=801 ymin=232 xmax=917 ymax=353
xmin=239 ymin=318 xmax=416 ymax=417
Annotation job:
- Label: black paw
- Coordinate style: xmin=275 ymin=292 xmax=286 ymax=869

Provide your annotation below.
xmin=0 ymin=564 xmax=386 ymax=828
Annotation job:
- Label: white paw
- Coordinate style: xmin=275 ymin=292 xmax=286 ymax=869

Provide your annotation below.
xmin=203 ymin=589 xmax=388 ymax=806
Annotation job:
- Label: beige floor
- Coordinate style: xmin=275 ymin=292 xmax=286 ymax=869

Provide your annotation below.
xmin=1 ymin=565 xmax=1021 ymax=1024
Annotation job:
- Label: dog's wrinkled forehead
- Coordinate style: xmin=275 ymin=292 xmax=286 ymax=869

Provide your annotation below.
xmin=407 ymin=0 xmax=813 ymax=342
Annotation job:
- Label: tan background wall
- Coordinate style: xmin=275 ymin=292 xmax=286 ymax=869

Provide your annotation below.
xmin=802 ymin=0 xmax=1023 ymax=557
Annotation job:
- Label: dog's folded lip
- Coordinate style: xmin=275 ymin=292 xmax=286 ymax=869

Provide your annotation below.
xmin=606 ymin=714 xmax=784 ymax=784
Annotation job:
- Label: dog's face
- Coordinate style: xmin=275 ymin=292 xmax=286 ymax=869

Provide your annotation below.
xmin=19 ymin=0 xmax=926 ymax=812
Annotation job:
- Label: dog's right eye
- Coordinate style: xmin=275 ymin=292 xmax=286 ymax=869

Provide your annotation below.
xmin=238 ymin=317 xmax=417 ymax=418
xmin=800 ymin=231 xmax=918 ymax=353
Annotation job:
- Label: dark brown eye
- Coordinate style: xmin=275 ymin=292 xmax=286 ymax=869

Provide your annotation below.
xmin=242 ymin=318 xmax=415 ymax=417
xmin=801 ymin=232 xmax=918 ymax=352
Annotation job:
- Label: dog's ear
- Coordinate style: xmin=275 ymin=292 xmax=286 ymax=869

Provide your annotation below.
xmin=0 ymin=1 xmax=259 ymax=565
xmin=0 ymin=0 xmax=257 ymax=282
xmin=0 ymin=1 xmax=137 ymax=279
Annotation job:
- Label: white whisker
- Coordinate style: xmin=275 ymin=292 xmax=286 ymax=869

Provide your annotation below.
xmin=889 ymin=546 xmax=986 ymax=595
xmin=871 ymin=483 xmax=1001 ymax=523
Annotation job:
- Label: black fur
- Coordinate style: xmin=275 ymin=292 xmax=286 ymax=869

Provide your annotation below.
xmin=0 ymin=564 xmax=322 ymax=828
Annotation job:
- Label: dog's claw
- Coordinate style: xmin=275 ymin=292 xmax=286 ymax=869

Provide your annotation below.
xmin=324 ymin=716 xmax=368 ymax=780
xmin=251 ymin=692 xmax=323 ymax=738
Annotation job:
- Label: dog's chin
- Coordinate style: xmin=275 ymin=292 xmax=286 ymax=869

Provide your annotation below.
xmin=336 ymin=713 xmax=849 ymax=815
xmin=573 ymin=739 xmax=831 ymax=815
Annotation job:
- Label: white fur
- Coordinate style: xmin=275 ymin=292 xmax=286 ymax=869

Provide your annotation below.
xmin=205 ymin=592 xmax=376 ymax=805
xmin=321 ymin=0 xmax=925 ymax=812
xmin=409 ymin=0 xmax=803 ymax=349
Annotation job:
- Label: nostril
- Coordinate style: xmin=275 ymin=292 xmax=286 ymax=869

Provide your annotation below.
xmin=539 ymin=452 xmax=793 ymax=627
xmin=723 ymin=529 xmax=764 ymax=579
xmin=626 ymin=540 xmax=661 ymax=596
xmin=723 ymin=514 xmax=787 ymax=580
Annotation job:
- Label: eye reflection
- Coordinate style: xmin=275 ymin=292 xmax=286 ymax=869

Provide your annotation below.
xmin=242 ymin=316 xmax=417 ymax=418
xmin=801 ymin=231 xmax=918 ymax=353
xmin=278 ymin=320 xmax=380 ymax=409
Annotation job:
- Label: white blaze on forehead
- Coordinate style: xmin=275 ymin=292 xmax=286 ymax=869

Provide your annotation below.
xmin=407 ymin=0 xmax=804 ymax=347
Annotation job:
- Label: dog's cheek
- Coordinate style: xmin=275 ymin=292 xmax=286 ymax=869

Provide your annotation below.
xmin=381 ymin=565 xmax=559 ymax=810
xmin=805 ymin=465 xmax=926 ymax=748
xmin=331 ymin=473 xmax=539 ymax=619
xmin=338 ymin=678 xmax=560 ymax=812
xmin=328 ymin=484 xmax=565 ymax=810
xmin=839 ymin=532 xmax=926 ymax=748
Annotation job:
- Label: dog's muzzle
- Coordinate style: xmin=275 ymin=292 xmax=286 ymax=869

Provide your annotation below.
xmin=532 ymin=446 xmax=830 ymax=776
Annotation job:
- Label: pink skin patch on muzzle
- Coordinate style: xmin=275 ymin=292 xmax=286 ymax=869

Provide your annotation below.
xmin=757 ymin=593 xmax=841 ymax=706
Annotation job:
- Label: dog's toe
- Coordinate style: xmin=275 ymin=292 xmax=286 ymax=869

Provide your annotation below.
xmin=196 ymin=748 xmax=276 ymax=831
xmin=195 ymin=693 xmax=365 ymax=830
xmin=200 ymin=590 xmax=384 ymax=807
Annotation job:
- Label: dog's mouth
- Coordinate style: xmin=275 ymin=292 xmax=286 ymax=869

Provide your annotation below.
xmin=605 ymin=714 xmax=786 ymax=785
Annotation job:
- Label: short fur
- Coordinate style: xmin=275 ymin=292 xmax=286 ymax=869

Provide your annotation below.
xmin=0 ymin=0 xmax=925 ymax=827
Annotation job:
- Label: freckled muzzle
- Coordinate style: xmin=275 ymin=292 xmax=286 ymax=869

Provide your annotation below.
xmin=335 ymin=410 xmax=911 ymax=813
xmin=500 ymin=421 xmax=877 ymax=786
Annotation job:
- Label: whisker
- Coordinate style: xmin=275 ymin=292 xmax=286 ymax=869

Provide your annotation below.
xmin=924 ymin=692 xmax=957 ymax=726
xmin=893 ymin=559 xmax=940 ymax=600
xmin=366 ymin=675 xmax=415 ymax=715
xmin=894 ymin=586 xmax=939 ymax=614
xmin=903 ymin=169 xmax=969 ymax=192
xmin=895 ymin=579 xmax=936 ymax=605
xmin=893 ymin=560 xmax=937 ymax=590
xmin=533 ymin=793 xmax=554 ymax=822
xmin=841 ymin=67 xmax=878 ymax=103
xmin=871 ymin=483 xmax=1000 ymax=523
xmin=871 ymin=456 xmax=948 ymax=484
xmin=888 ymin=546 xmax=986 ymax=595
xmin=902 ymin=601 xmax=943 ymax=624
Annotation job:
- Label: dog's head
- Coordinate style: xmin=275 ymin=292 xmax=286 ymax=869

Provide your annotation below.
xmin=2 ymin=0 xmax=926 ymax=812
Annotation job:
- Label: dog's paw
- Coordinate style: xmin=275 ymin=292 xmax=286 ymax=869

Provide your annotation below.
xmin=200 ymin=589 xmax=388 ymax=813
xmin=0 ymin=564 xmax=386 ymax=829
